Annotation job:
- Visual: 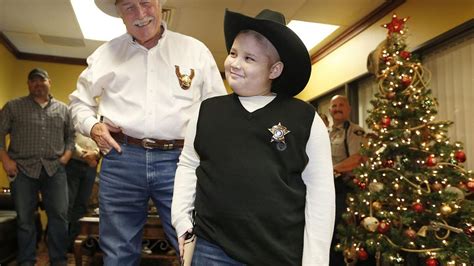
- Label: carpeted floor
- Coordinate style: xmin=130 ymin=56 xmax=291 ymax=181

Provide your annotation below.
xmin=5 ymin=240 xmax=91 ymax=266
xmin=6 ymin=239 xmax=178 ymax=266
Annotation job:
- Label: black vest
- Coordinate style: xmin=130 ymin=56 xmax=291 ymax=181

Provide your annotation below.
xmin=194 ymin=94 xmax=315 ymax=265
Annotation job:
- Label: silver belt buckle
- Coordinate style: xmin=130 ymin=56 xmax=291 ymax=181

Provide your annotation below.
xmin=142 ymin=138 xmax=156 ymax=149
xmin=163 ymin=142 xmax=174 ymax=150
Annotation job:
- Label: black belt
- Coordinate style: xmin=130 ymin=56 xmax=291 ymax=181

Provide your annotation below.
xmin=110 ymin=132 xmax=184 ymax=150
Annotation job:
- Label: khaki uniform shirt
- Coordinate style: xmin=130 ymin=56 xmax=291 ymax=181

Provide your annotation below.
xmin=329 ymin=121 xmax=365 ymax=165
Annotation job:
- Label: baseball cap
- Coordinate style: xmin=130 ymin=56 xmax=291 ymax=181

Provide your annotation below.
xmin=28 ymin=68 xmax=49 ymax=80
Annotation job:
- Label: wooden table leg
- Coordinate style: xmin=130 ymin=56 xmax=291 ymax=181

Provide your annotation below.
xmin=74 ymin=235 xmax=87 ymax=266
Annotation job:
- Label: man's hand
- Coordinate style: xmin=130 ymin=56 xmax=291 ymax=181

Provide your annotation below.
xmin=178 ymin=228 xmax=194 ymax=264
xmin=90 ymin=122 xmax=122 ymax=155
xmin=81 ymin=150 xmax=99 ymax=168
xmin=1 ymin=156 xmax=18 ymax=177
xmin=58 ymin=150 xmax=73 ymax=165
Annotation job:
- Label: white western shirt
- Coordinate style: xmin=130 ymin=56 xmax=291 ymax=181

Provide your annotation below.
xmin=69 ymin=23 xmax=226 ymax=139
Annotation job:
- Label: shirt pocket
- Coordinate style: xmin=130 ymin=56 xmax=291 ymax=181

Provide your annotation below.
xmin=171 ymin=65 xmax=202 ymax=103
xmin=51 ymin=115 xmax=65 ymax=131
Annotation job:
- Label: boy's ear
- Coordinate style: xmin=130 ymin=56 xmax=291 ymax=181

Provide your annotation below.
xmin=269 ymin=61 xmax=284 ymax=80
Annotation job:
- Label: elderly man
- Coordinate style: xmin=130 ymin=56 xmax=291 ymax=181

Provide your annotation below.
xmin=68 ymin=0 xmax=226 ymax=264
xmin=0 ymin=68 xmax=75 ymax=266
xmin=328 ymin=95 xmax=366 ymax=265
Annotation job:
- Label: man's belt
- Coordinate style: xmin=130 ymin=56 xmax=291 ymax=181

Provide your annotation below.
xmin=110 ymin=132 xmax=184 ymax=150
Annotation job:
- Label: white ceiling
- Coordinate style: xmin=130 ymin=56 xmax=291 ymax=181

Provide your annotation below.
xmin=0 ymin=0 xmax=387 ymax=71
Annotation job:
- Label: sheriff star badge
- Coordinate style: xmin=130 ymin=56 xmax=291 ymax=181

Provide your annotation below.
xmin=268 ymin=122 xmax=290 ymax=151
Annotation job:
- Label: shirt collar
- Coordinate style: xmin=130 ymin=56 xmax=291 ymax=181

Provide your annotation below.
xmin=128 ymin=21 xmax=168 ymax=48
xmin=28 ymin=94 xmax=53 ymax=105
xmin=331 ymin=121 xmax=348 ymax=131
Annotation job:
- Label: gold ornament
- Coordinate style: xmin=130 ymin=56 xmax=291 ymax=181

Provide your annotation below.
xmin=393 ymin=183 xmax=400 ymax=190
xmin=372 ymin=201 xmax=382 ymax=211
xmin=431 ymin=182 xmax=443 ymax=191
xmin=440 ymin=204 xmax=453 ymax=216
xmin=444 ymin=186 xmax=465 ymax=201
xmin=343 ymin=247 xmax=358 ymax=263
xmin=417 ymin=226 xmax=428 ymax=237
xmin=369 ymin=182 xmax=384 ymax=193
xmin=362 ymin=217 xmax=380 ymax=232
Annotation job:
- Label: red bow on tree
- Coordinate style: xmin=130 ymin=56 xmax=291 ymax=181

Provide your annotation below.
xmin=383 ymin=14 xmax=409 ymax=34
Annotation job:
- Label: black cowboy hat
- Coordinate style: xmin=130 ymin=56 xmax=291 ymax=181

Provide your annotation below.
xmin=224 ymin=9 xmax=311 ymax=97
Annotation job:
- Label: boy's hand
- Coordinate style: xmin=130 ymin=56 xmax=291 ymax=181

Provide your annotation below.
xmin=178 ymin=228 xmax=194 ymax=264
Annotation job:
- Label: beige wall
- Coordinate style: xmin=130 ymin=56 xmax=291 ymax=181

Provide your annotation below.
xmin=1 ymin=0 xmax=473 ymax=186
xmin=0 ymin=44 xmax=86 ymax=188
xmin=0 ymin=43 xmax=16 ymax=104
xmin=297 ymin=0 xmax=474 ymax=101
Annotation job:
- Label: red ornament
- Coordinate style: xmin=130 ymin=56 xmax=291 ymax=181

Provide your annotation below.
xmin=386 ymin=91 xmax=396 ymax=100
xmin=412 ymin=202 xmax=425 ymax=213
xmin=400 ymin=50 xmax=411 ymax=59
xmin=454 ymin=150 xmax=466 ymax=163
xmin=404 ymin=228 xmax=417 ymax=239
xmin=384 ymin=55 xmax=393 ymax=61
xmin=467 ymin=181 xmax=474 ymax=192
xmin=358 ymin=182 xmax=367 ymax=190
xmin=463 ymin=224 xmax=474 ymax=237
xmin=357 ymin=248 xmax=369 ymax=261
xmin=377 ymin=221 xmax=391 ymax=234
xmin=401 ymin=75 xmax=412 ymax=86
xmin=352 ymin=178 xmax=360 ymax=185
xmin=381 ymin=116 xmax=391 ymax=128
xmin=383 ymin=159 xmax=395 ymax=168
xmin=383 ymin=14 xmax=409 ymax=34
xmin=425 ymin=257 xmax=439 ymax=266
xmin=426 ymin=155 xmax=437 ymax=167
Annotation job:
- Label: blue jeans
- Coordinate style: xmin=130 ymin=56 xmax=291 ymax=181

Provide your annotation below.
xmin=192 ymin=237 xmax=246 ymax=266
xmin=66 ymin=159 xmax=97 ymax=248
xmin=11 ymin=167 xmax=68 ymax=265
xmin=99 ymin=144 xmax=180 ymax=265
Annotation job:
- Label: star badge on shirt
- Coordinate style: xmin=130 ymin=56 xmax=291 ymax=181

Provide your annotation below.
xmin=268 ymin=122 xmax=290 ymax=151
xmin=175 ymin=65 xmax=195 ymax=90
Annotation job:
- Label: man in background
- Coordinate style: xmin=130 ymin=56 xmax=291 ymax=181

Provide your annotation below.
xmin=328 ymin=95 xmax=366 ymax=266
xmin=68 ymin=0 xmax=226 ymax=264
xmin=0 ymin=67 xmax=75 ymax=266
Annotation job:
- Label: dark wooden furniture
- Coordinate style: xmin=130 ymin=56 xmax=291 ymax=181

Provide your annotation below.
xmin=74 ymin=215 xmax=177 ymax=265
xmin=0 ymin=190 xmax=17 ymax=264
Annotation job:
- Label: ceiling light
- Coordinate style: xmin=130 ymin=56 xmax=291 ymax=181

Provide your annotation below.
xmin=287 ymin=20 xmax=339 ymax=50
xmin=71 ymin=0 xmax=125 ymax=42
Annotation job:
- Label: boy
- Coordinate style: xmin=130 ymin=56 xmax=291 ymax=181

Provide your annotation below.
xmin=172 ymin=9 xmax=335 ymax=265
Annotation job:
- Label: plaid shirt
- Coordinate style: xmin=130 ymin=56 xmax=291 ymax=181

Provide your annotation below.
xmin=0 ymin=95 xmax=75 ymax=178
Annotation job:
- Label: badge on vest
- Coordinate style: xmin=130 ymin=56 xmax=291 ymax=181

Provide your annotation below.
xmin=175 ymin=65 xmax=195 ymax=90
xmin=268 ymin=122 xmax=290 ymax=151
xmin=354 ymin=129 xmax=365 ymax=136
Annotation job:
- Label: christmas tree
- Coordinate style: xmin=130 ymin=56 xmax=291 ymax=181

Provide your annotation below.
xmin=336 ymin=14 xmax=474 ymax=266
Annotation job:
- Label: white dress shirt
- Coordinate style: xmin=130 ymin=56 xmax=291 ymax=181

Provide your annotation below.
xmin=69 ymin=23 xmax=226 ymax=139
xmin=172 ymin=95 xmax=335 ymax=265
